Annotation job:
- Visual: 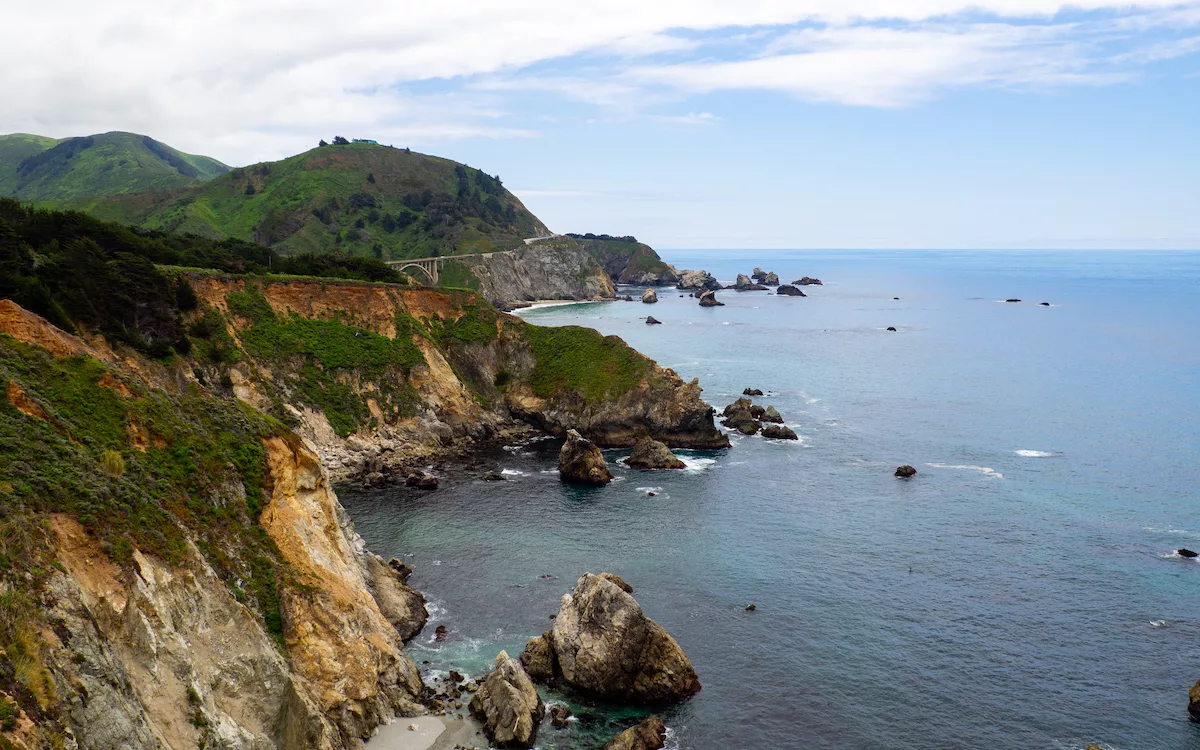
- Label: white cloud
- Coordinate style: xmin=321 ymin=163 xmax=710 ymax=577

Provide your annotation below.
xmin=1 ymin=1 xmax=1198 ymax=163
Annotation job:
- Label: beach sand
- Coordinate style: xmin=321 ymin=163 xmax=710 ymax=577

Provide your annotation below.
xmin=368 ymin=714 xmax=488 ymax=750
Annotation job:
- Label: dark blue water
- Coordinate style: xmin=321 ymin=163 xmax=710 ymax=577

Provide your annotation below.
xmin=344 ymin=251 xmax=1200 ymax=750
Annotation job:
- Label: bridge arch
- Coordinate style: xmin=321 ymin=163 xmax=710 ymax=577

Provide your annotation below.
xmin=394 ymin=262 xmax=438 ymax=285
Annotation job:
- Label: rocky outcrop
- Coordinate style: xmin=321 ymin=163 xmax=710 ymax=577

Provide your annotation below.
xmin=762 ymin=272 xmax=779 ymax=285
xmin=455 ymin=244 xmax=616 ymax=304
xmin=698 ymin=290 xmax=724 ymax=307
xmin=1189 ymin=680 xmax=1200 ymax=720
xmin=793 ymin=277 xmax=823 ymax=286
xmin=603 ymin=716 xmax=668 ymax=750
xmin=468 ymin=651 xmax=544 ymax=748
xmin=626 ymin=437 xmax=686 ymax=470
xmin=676 ymin=270 xmax=721 ymax=291
xmin=366 ymin=556 xmax=429 ymax=642
xmin=641 ymin=289 xmax=658 ymax=304
xmin=547 ymin=236 xmax=680 ymax=285
xmin=645 ymin=316 xmax=662 ymax=325
xmin=762 ymin=405 xmax=783 ymax=423
xmin=520 ymin=573 xmax=700 ymax=705
xmin=761 ymin=425 xmax=798 ymax=440
xmin=558 ymin=429 xmax=614 ymax=486
xmin=895 ymin=465 xmax=918 ymax=478
xmin=776 ymin=285 xmax=806 ymax=297
xmin=721 ymin=397 xmax=756 ymax=430
xmin=743 ymin=388 xmax=763 ymax=396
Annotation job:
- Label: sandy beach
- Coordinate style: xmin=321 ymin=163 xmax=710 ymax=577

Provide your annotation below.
xmin=367 ymin=714 xmax=488 ymax=750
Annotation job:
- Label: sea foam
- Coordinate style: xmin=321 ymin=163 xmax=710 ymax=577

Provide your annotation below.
xmin=926 ymin=463 xmax=1003 ymax=479
xmin=1015 ymin=450 xmax=1057 ymax=458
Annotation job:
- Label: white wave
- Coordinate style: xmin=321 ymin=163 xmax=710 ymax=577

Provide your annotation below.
xmin=431 ymin=560 xmax=442 ymax=566
xmin=805 ymin=397 xmax=820 ymax=404
xmin=539 ymin=469 xmax=558 ymax=475
xmin=425 ymin=601 xmax=448 ymax=620
xmin=680 ymin=456 xmax=717 ymax=473
xmin=721 ymin=321 xmax=733 ymax=325
xmin=1150 ymin=620 xmax=1169 ymax=628
xmin=636 ymin=487 xmax=665 ymax=498
xmin=1015 ymin=450 xmax=1057 ymax=458
xmin=500 ymin=468 xmax=525 ymax=476
xmin=926 ymin=463 xmax=1003 ymax=479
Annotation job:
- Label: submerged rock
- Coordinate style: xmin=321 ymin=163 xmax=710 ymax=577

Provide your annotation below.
xmin=761 ymin=425 xmax=798 ymax=440
xmin=482 ymin=470 xmax=507 ymax=481
xmin=558 ymin=429 xmax=614 ymax=486
xmin=627 ymin=437 xmax=686 ymax=470
xmin=642 ymin=289 xmax=658 ymax=304
xmin=887 ymin=327 xmax=897 ymax=332
xmin=762 ymin=406 xmax=784 ymax=424
xmin=405 ymin=472 xmax=439 ymax=490
xmin=743 ymin=388 xmax=764 ymax=397
xmin=776 ymin=285 xmax=806 ymax=297
xmin=1179 ymin=548 xmax=1199 ymax=558
xmin=645 ymin=316 xmax=662 ymax=325
xmin=603 ymin=716 xmax=668 ymax=750
xmin=519 ymin=573 xmax=700 ymax=704
xmin=793 ymin=276 xmax=823 ymax=286
xmin=1040 ymin=302 xmax=1051 ymax=306
xmin=1006 ymin=298 xmax=1021 ymax=303
xmin=469 ymin=651 xmax=545 ymax=748
xmin=697 ymin=290 xmax=724 ymax=307
xmin=895 ymin=465 xmax=918 ymax=478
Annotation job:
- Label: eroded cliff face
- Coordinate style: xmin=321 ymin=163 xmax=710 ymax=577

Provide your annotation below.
xmin=454 ymin=245 xmax=616 ymax=304
xmin=0 ymin=302 xmax=427 ymax=750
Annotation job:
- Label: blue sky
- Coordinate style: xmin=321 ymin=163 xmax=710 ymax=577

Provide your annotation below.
xmin=2 ymin=1 xmax=1198 ymax=248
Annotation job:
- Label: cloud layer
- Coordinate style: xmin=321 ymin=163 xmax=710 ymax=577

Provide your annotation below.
xmin=2 ymin=1 xmax=1198 ymax=163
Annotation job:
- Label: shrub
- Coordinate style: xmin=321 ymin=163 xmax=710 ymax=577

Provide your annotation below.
xmin=100 ymin=450 xmax=125 ymax=478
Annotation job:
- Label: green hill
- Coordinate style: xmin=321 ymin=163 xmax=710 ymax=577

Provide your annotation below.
xmin=79 ymin=142 xmax=551 ymax=261
xmin=0 ymin=131 xmax=230 ymax=202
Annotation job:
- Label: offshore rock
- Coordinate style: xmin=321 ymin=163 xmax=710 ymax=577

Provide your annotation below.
xmin=776 ymin=285 xmax=806 ymax=297
xmin=743 ymin=388 xmax=764 ymax=396
xmin=603 ymin=716 xmax=668 ymax=750
xmin=675 ymin=270 xmax=721 ymax=291
xmin=698 ymin=290 xmax=724 ymax=307
xmin=642 ymin=289 xmax=658 ymax=304
xmin=645 ymin=316 xmax=662 ymax=325
xmin=895 ymin=465 xmax=918 ymax=478
xmin=550 ymin=704 xmax=573 ymax=729
xmin=762 ymin=272 xmax=780 ymax=285
xmin=405 ymin=472 xmax=439 ymax=489
xmin=793 ymin=276 xmax=823 ymax=286
xmin=737 ymin=421 xmax=761 ymax=435
xmin=469 ymin=651 xmax=545 ymax=748
xmin=626 ymin=437 xmax=686 ymax=470
xmin=761 ymin=424 xmax=798 ymax=440
xmin=762 ymin=406 xmax=784 ymax=424
xmin=558 ymin=429 xmax=614 ymax=486
xmin=520 ymin=573 xmax=700 ymax=705
xmin=1189 ymin=680 xmax=1200 ymax=721
xmin=749 ymin=404 xmax=766 ymax=419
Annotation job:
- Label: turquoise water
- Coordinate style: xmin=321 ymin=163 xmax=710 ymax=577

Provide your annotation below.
xmin=344 ymin=251 xmax=1200 ymax=749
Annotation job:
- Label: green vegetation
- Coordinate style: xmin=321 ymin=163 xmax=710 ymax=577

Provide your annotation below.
xmin=0 ymin=335 xmax=288 ymax=643
xmin=0 ymin=694 xmax=17 ymax=730
xmin=0 ymin=131 xmax=229 ymax=203
xmin=0 ymin=199 xmax=406 ymax=356
xmin=436 ymin=259 xmax=480 ymax=290
xmin=522 ymin=322 xmax=652 ymax=401
xmin=565 ymin=235 xmax=675 ymax=282
xmin=80 ymin=142 xmax=546 ymax=260
xmin=424 ymin=296 xmax=499 ymax=347
xmin=226 ymin=286 xmax=426 ymax=436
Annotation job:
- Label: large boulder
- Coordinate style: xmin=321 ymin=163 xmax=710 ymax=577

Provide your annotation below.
xmin=645 ymin=316 xmax=662 ymax=325
xmin=641 ymin=289 xmax=658 ymax=304
xmin=762 ymin=406 xmax=783 ymax=424
xmin=762 ymin=272 xmax=780 ymax=285
xmin=761 ymin=425 xmax=798 ymax=440
xmin=469 ymin=651 xmax=545 ymax=748
xmin=776 ymin=285 xmax=806 ymax=297
xmin=627 ymin=437 xmax=686 ymax=470
xmin=793 ymin=276 xmax=823 ymax=286
xmin=603 ymin=716 xmax=667 ymax=750
xmin=558 ymin=429 xmax=614 ymax=486
xmin=519 ymin=573 xmax=700 ymax=705
xmin=721 ymin=398 xmax=757 ymax=432
xmin=676 ymin=270 xmax=721 ymax=291
xmin=698 ymin=290 xmax=724 ymax=307
xmin=735 ymin=273 xmax=753 ymax=288
xmin=895 ymin=465 xmax=918 ymax=478
xmin=1189 ymin=680 xmax=1200 ymax=721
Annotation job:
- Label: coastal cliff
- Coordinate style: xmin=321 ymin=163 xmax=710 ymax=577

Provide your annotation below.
xmin=449 ymin=244 xmax=616 ymax=304
xmin=0 ymin=276 xmax=724 ymax=747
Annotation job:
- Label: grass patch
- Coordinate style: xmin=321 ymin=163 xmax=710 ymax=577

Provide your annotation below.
xmin=424 ymin=299 xmax=498 ymax=347
xmin=523 ymin=322 xmax=652 ymax=402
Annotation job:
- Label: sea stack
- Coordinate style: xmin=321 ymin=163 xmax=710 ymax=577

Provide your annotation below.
xmin=469 ymin=651 xmax=545 ymax=748
xmin=558 ymin=430 xmax=614 ymax=486
xmin=520 ymin=573 xmax=701 ymax=704
xmin=642 ymin=288 xmax=658 ymax=304
xmin=698 ymin=290 xmax=724 ymax=307
xmin=626 ymin=436 xmax=686 ymax=470
xmin=603 ymin=716 xmax=668 ymax=750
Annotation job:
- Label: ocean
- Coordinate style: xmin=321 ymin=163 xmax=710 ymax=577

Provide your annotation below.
xmin=343 ymin=250 xmax=1200 ymax=749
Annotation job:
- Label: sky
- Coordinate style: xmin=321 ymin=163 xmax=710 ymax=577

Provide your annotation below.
xmin=2 ymin=1 xmax=1198 ymax=249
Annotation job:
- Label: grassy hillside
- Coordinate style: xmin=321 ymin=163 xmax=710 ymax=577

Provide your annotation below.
xmin=81 ymin=142 xmax=550 ymax=261
xmin=0 ymin=131 xmax=230 ymax=202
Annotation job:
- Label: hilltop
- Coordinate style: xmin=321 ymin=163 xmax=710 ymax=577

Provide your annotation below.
xmin=78 ymin=141 xmax=550 ymax=260
xmin=0 ymin=131 xmax=229 ymax=202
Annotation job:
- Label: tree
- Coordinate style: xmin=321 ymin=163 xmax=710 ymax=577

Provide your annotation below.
xmin=332 ymin=136 xmax=350 ymax=146
xmin=367 ymin=172 xmax=376 ymax=184
xmin=318 ymin=139 xmax=329 ymax=147
xmin=244 ymin=183 xmax=256 ymax=196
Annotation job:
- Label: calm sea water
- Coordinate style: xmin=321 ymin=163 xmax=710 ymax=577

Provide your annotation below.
xmin=344 ymin=251 xmax=1200 ymax=750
